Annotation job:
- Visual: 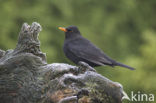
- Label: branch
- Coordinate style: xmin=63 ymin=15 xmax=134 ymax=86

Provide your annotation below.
xmin=0 ymin=22 xmax=129 ymax=103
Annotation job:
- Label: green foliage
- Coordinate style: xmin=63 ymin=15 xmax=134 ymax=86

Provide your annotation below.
xmin=0 ymin=0 xmax=156 ymax=102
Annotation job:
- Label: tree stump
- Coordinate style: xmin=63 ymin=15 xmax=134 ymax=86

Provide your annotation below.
xmin=0 ymin=22 xmax=129 ymax=103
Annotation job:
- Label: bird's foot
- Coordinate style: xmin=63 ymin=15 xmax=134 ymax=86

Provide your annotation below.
xmin=78 ymin=61 xmax=96 ymax=72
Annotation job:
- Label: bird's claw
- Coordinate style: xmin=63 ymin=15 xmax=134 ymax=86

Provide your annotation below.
xmin=78 ymin=61 xmax=96 ymax=72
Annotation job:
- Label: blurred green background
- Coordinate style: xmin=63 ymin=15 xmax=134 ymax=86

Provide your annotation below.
xmin=0 ymin=0 xmax=156 ymax=102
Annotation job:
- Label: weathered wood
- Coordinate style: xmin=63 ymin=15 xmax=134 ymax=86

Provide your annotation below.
xmin=0 ymin=22 xmax=129 ymax=103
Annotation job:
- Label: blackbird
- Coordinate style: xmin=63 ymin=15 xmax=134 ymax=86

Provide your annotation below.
xmin=59 ymin=26 xmax=134 ymax=70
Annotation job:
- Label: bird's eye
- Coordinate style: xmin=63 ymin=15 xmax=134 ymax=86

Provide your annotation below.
xmin=67 ymin=29 xmax=73 ymax=32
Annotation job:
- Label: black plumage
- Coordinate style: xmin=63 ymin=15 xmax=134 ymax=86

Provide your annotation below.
xmin=59 ymin=26 xmax=135 ymax=70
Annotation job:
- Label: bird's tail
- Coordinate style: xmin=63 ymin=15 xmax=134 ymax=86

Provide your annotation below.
xmin=115 ymin=62 xmax=135 ymax=70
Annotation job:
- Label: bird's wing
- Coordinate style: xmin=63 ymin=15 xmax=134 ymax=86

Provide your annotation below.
xmin=68 ymin=38 xmax=114 ymax=66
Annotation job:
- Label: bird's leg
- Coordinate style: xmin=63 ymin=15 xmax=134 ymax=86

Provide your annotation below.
xmin=78 ymin=61 xmax=96 ymax=72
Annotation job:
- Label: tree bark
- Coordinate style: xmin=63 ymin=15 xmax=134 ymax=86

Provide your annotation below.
xmin=0 ymin=22 xmax=129 ymax=103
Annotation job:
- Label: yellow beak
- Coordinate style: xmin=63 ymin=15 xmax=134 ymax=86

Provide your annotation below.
xmin=58 ymin=27 xmax=67 ymax=32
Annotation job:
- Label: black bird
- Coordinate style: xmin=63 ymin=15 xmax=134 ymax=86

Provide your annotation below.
xmin=59 ymin=26 xmax=135 ymax=70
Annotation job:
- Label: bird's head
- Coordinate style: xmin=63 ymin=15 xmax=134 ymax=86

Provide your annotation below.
xmin=59 ymin=26 xmax=81 ymax=39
